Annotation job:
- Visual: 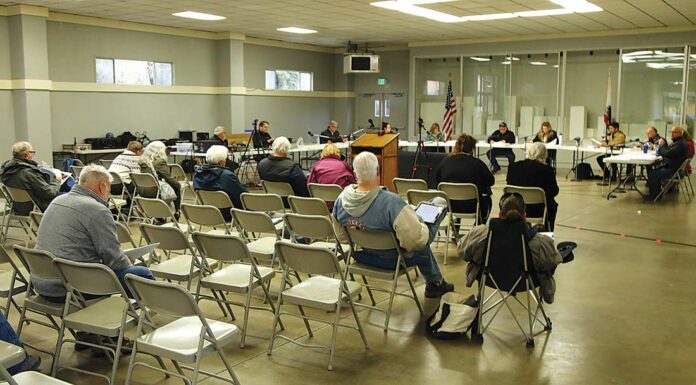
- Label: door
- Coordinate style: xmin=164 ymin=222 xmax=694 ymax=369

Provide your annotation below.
xmin=355 ymin=92 xmax=408 ymax=135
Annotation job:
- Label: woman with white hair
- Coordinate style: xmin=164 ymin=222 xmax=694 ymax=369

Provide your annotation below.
xmin=139 ymin=140 xmax=182 ymax=215
xmin=192 ymin=145 xmax=248 ymax=222
xmin=257 ymin=136 xmax=310 ymax=199
xmin=506 ymin=142 xmax=559 ymax=231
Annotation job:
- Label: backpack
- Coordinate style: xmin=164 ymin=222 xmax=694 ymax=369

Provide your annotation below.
xmin=426 ymin=292 xmax=479 ymax=339
xmin=180 ymin=159 xmax=197 ymax=174
xmin=575 ymin=162 xmax=595 ymax=180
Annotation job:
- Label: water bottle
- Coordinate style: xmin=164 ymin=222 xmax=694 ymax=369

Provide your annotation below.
xmin=297 ymin=137 xmax=304 ymax=147
xmin=557 ymin=133 xmax=563 ymax=145
xmin=642 ymin=142 xmax=648 ymax=154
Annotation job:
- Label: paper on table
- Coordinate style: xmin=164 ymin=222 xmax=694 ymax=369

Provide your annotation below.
xmin=590 ymin=138 xmax=602 ymax=146
xmin=124 ymin=243 xmax=160 ymax=262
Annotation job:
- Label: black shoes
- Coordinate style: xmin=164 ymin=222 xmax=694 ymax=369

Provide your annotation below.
xmin=425 ymin=280 xmax=454 ymax=298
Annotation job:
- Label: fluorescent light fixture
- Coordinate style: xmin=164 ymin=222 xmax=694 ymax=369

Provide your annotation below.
xmin=553 ymin=64 xmax=559 ymax=68
xmin=172 ymin=11 xmax=225 ymax=21
xmin=469 ymin=56 xmax=491 ymax=62
xmin=530 ymin=61 xmax=547 ymax=65
xmin=621 ymin=58 xmax=636 ymax=63
xmin=277 ymin=27 xmax=317 ymax=34
xmin=508 ymin=56 xmax=520 ymax=61
xmin=623 ymin=50 xmax=654 ymax=56
xmin=501 ymin=61 xmax=512 ymax=65
xmin=515 ymin=8 xmax=573 ymax=17
xmin=550 ymin=0 xmax=602 ymax=12
xmin=371 ymin=1 xmax=462 ymax=22
xmin=463 ymin=13 xmax=516 ymax=21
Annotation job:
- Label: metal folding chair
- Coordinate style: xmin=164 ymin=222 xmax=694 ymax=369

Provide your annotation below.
xmin=181 ymin=203 xmax=235 ymax=236
xmin=654 ymin=158 xmax=693 ymax=203
xmin=503 ymin=185 xmax=547 ymax=227
xmin=240 ymin=192 xmax=285 ymax=233
xmin=0 ymin=246 xmax=28 ymax=318
xmin=438 ymin=182 xmax=480 ymax=239
xmin=0 ymin=361 xmax=73 ymax=385
xmin=308 ymin=183 xmax=343 ymax=204
xmin=392 ymin=178 xmax=427 ymax=201
xmin=69 ymin=165 xmax=83 ymax=180
xmin=99 ymin=159 xmax=113 ymax=169
xmin=168 ymin=163 xmax=195 ymax=203
xmin=134 ymin=197 xmax=187 ymax=232
xmin=0 ymin=186 xmax=37 ymax=245
xmin=230 ymin=208 xmax=281 ymax=266
xmin=128 ymin=172 xmax=160 ymax=222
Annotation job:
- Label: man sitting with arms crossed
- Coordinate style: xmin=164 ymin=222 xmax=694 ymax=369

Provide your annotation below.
xmin=333 ymin=151 xmax=454 ymax=298
xmin=33 ymin=164 xmax=154 ymax=302
xmin=648 ymin=126 xmax=689 ymax=200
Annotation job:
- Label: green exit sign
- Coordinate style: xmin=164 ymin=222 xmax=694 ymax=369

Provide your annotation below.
xmin=377 ymin=77 xmax=387 ymax=86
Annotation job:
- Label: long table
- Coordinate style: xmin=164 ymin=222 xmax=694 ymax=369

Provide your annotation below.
xmin=603 ymin=151 xmax=661 ymax=200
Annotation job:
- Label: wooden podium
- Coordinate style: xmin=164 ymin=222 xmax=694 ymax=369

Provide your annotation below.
xmin=350 ymin=133 xmax=399 ymax=191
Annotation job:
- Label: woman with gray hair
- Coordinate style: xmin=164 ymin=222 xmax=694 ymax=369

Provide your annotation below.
xmin=139 ymin=141 xmax=182 ymax=216
xmin=506 ymin=142 xmax=559 ymax=231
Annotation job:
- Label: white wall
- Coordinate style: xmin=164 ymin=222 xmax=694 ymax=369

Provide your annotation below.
xmin=0 ymin=16 xmax=15 ymax=153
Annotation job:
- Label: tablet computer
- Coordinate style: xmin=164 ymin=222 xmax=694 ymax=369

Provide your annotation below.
xmin=415 ymin=202 xmax=444 ymax=224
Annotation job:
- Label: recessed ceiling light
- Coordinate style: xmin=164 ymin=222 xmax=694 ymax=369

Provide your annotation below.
xmin=530 ymin=61 xmax=548 ymax=65
xmin=515 ymin=9 xmax=573 ymax=17
xmin=277 ymin=27 xmax=318 ymax=34
xmin=469 ymin=56 xmax=491 ymax=62
xmin=172 ymin=11 xmax=225 ymax=21
xmin=463 ymin=13 xmax=516 ymax=21
xmin=551 ymin=0 xmax=602 ymax=12
xmin=371 ymin=1 xmax=462 ymax=23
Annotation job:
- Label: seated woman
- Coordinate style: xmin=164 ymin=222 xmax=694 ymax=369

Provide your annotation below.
xmin=506 ymin=142 xmax=559 ymax=231
xmin=193 ymin=145 xmax=248 ymax=222
xmin=425 ymin=123 xmax=446 ymax=152
xmin=307 ymin=143 xmax=355 ymax=209
xmin=457 ymin=193 xmax=562 ymax=303
xmin=433 ymin=134 xmax=494 ymax=224
xmin=139 ymin=141 xmax=182 ymax=217
xmin=532 ymin=121 xmax=558 ymax=167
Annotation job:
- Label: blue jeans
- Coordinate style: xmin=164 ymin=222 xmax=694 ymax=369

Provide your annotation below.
xmin=115 ymin=265 xmax=155 ymax=298
xmin=353 ymin=209 xmax=446 ymax=284
xmin=0 ymin=313 xmax=26 ymax=374
xmin=648 ymin=167 xmax=675 ymax=199
xmin=487 ymin=149 xmax=515 ymax=171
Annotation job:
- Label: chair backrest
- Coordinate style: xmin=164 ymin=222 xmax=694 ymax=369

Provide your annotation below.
xmin=114 ymin=222 xmax=136 ymax=248
xmin=438 ymin=182 xmax=479 ymax=219
xmin=13 ymin=245 xmax=60 ymax=280
xmin=168 ymin=163 xmax=188 ymax=181
xmin=196 ymin=190 xmax=234 ymax=209
xmin=130 ymin=172 xmax=159 ymax=191
xmin=503 ymin=185 xmax=546 ymax=206
xmin=240 ymin=192 xmax=284 ymax=212
xmin=483 ymin=219 xmax=536 ymax=293
xmin=139 ymin=223 xmax=191 ymax=252
xmin=181 ymin=203 xmax=226 ymax=228
xmin=99 ymin=159 xmax=113 ymax=168
xmin=125 ymin=274 xmax=198 ymax=318
xmin=406 ymin=189 xmax=449 ymax=209
xmin=231 ymin=208 xmax=278 ymax=235
xmin=275 ymin=241 xmax=341 ymax=276
xmin=29 ymin=211 xmax=43 ymax=231
xmin=0 ymin=246 xmax=25 ymax=279
xmin=192 ymin=232 xmax=251 ymax=263
xmin=393 ymin=178 xmax=427 ymax=199
xmin=344 ymin=226 xmax=399 ymax=251
xmin=3 ymin=186 xmax=33 ymax=205
xmin=53 ymin=258 xmax=125 ymax=297
xmin=262 ymin=180 xmax=295 ymax=197
xmin=70 ymin=165 xmax=83 ymax=179
xmin=308 ymin=183 xmax=343 ymax=202
xmin=288 ymin=196 xmax=331 ymax=216
xmin=283 ymin=213 xmax=336 ymax=240
xmin=135 ymin=197 xmax=173 ymax=220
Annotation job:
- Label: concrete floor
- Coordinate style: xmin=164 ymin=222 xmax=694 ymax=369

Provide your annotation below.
xmin=4 ymin=173 xmax=696 ymax=385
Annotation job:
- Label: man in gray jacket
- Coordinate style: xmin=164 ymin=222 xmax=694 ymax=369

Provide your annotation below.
xmin=34 ymin=164 xmax=153 ymax=301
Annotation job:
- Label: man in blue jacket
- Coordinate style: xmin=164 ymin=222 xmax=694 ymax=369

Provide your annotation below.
xmin=193 ymin=145 xmax=248 ymax=222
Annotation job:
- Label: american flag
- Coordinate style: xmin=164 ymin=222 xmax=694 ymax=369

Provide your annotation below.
xmin=442 ymin=79 xmax=456 ymax=141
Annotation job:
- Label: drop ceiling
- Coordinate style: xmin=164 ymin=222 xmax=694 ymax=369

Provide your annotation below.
xmin=1 ymin=0 xmax=695 ymax=47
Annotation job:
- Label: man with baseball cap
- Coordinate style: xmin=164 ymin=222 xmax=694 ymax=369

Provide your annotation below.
xmin=486 ymin=122 xmax=516 ymax=173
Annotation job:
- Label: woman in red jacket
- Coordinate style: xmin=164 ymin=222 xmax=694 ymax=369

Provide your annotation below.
xmin=307 ymin=144 xmax=355 ymax=210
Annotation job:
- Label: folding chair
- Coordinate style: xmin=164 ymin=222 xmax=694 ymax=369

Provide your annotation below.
xmin=476 ymin=219 xmax=552 ymax=347
xmin=134 ymin=197 xmax=187 ymax=232
xmin=230 ymin=209 xmax=281 ymax=266
xmin=655 ymin=158 xmax=693 ymax=203
xmin=128 ymin=172 xmax=160 ymax=222
xmin=168 ymin=163 xmax=195 ymax=203
xmin=240 ymin=192 xmax=285 ymax=233
xmin=269 ymin=241 xmax=367 ymax=370
xmin=308 ymin=183 xmax=343 ymax=205
xmin=196 ymin=190 xmax=236 ymax=210
xmin=69 ymin=165 xmax=83 ymax=180
xmin=191 ymin=232 xmax=278 ymax=348
xmin=438 ymin=182 xmax=480 ymax=240
xmin=99 ymin=159 xmax=113 ymax=169
xmin=344 ymin=227 xmax=423 ymax=332
xmin=51 ymin=259 xmax=141 ymax=384
xmin=124 ymin=275 xmax=242 ymax=385
xmin=283 ymin=212 xmax=349 ymax=261
xmin=0 ymin=186 xmax=37 ymax=245
xmin=392 ymin=178 xmax=427 ymax=201
xmin=0 ymin=340 xmax=26 ymax=373
xmin=0 ymin=189 xmax=9 ymax=242
xmin=406 ymin=189 xmax=450 ymax=262
xmin=0 ymin=361 xmax=73 ymax=385
xmin=114 ymin=222 xmax=151 ymax=267
xmin=139 ymin=223 xmax=206 ymax=290
xmin=28 ymin=211 xmax=42 ymax=235
xmin=181 ymin=203 xmax=235 ymax=236
xmin=261 ymin=180 xmax=295 ymax=209
xmin=288 ymin=196 xmax=331 ymax=216
xmin=503 ymin=185 xmax=547 ymax=227
xmin=0 ymin=246 xmax=27 ymax=318
xmin=683 ymin=158 xmax=695 ymax=197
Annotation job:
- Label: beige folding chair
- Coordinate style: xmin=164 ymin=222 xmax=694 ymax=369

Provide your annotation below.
xmin=134 ymin=197 xmax=187 ymax=232
xmin=283 ymin=212 xmax=349 ymax=260
xmin=0 ymin=246 xmax=28 ymax=318
xmin=288 ymin=196 xmax=331 ymax=216
xmin=261 ymin=180 xmax=294 ymax=199
xmin=438 ymin=182 xmax=480 ymax=241
xmin=406 ymin=189 xmax=451 ymax=262
xmin=0 ymin=341 xmax=27 ymax=374
xmin=191 ymin=232 xmax=279 ymax=348
xmin=28 ymin=211 xmax=42 ymax=235
xmin=99 ymin=159 xmax=113 ymax=169
xmin=168 ymin=163 xmax=195 ymax=202
xmin=0 ymin=188 xmax=9 ymax=243
xmin=393 ymin=177 xmax=427 ymax=201
xmin=114 ymin=222 xmax=151 ymax=266
xmin=269 ymin=241 xmax=367 ymax=370
xmin=51 ymin=259 xmax=141 ymax=384
xmin=196 ymin=190 xmax=235 ymax=210
xmin=240 ymin=192 xmax=285 ymax=233
xmin=124 ymin=275 xmax=242 ymax=385
xmin=181 ymin=203 xmax=234 ymax=236
xmin=139 ymin=223 xmax=206 ymax=290
xmin=0 ymin=186 xmax=37 ymax=245
xmin=13 ymin=246 xmax=73 ymax=364
xmin=0 ymin=361 xmax=74 ymax=385
xmin=503 ymin=185 xmax=547 ymax=227
xmin=128 ymin=172 xmax=160 ymax=222
xmin=70 ymin=165 xmax=83 ymax=180
xmin=308 ymin=183 xmax=343 ymax=204
xmin=230 ymin=209 xmax=281 ymax=265
xmin=344 ymin=227 xmax=423 ymax=332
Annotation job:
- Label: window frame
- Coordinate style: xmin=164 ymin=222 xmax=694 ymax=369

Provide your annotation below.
xmin=95 ymin=57 xmax=175 ymax=86
xmin=264 ymin=69 xmax=314 ymax=91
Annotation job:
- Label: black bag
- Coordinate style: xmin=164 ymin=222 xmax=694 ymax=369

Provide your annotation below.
xmin=575 ymin=162 xmax=595 ymax=180
xmin=426 ymin=293 xmax=479 ymax=339
xmin=118 ymin=131 xmax=137 ymax=147
xmin=180 ymin=159 xmax=197 ymax=174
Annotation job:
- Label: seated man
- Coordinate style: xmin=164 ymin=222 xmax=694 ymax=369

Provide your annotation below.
xmin=333 ymin=151 xmax=454 ymax=298
xmin=320 ymin=120 xmax=346 ymax=144
xmin=213 ymin=126 xmax=229 ymax=147
xmin=486 ymin=122 xmax=516 ymax=173
xmin=0 ymin=141 xmax=62 ymax=215
xmin=257 ymin=136 xmax=310 ymax=198
xmin=595 ymin=122 xmax=625 ymax=180
xmin=253 ymin=120 xmax=274 ymax=149
xmin=458 ymin=193 xmax=562 ymax=303
xmin=193 ymin=145 xmax=248 ymax=222
xmin=108 ymin=140 xmax=143 ymax=196
xmin=34 ymin=164 xmax=153 ymax=301
xmin=648 ymin=126 xmax=689 ymax=200
xmin=645 ymin=126 xmax=662 ymax=148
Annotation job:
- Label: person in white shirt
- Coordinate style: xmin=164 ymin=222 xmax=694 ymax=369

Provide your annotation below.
xmin=108 ymin=141 xmax=143 ymax=196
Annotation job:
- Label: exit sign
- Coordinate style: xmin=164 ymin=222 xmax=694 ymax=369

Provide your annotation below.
xmin=377 ymin=77 xmax=387 ymax=86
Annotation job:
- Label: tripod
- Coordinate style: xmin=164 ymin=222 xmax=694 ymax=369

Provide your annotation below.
xmin=238 ymin=119 xmax=263 ymax=187
xmin=411 ymin=117 xmax=431 ymax=179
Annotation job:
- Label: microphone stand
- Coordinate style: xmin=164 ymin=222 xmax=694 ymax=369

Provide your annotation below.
xmin=411 ymin=118 xmax=430 ymax=179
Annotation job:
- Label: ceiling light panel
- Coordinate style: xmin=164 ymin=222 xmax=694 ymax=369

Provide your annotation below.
xmin=277 ymin=27 xmax=318 ymax=34
xmin=172 ymin=11 xmax=225 ymax=21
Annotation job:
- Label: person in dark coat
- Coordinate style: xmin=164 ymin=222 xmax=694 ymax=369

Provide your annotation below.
xmin=320 ymin=121 xmax=346 ymax=144
xmin=253 ymin=120 xmax=274 ymax=149
xmin=257 ymin=137 xmax=310 ymax=198
xmin=648 ymin=126 xmax=689 ymax=200
xmin=486 ymin=122 xmax=516 ymax=173
xmin=193 ymin=145 xmax=248 ymax=222
xmin=434 ymin=134 xmax=494 ymax=224
xmin=506 ymin=142 xmax=559 ymax=231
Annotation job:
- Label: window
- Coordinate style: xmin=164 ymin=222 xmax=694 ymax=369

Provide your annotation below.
xmin=374 ymin=99 xmax=381 ymax=117
xmin=96 ymin=58 xmax=173 ymax=86
xmin=265 ymin=70 xmax=313 ymax=91
xmin=384 ymin=98 xmax=391 ymax=118
xmin=426 ymin=80 xmax=442 ymax=96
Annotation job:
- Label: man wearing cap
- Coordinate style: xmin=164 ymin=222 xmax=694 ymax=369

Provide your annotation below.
xmin=486 ymin=122 xmax=516 ymax=173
